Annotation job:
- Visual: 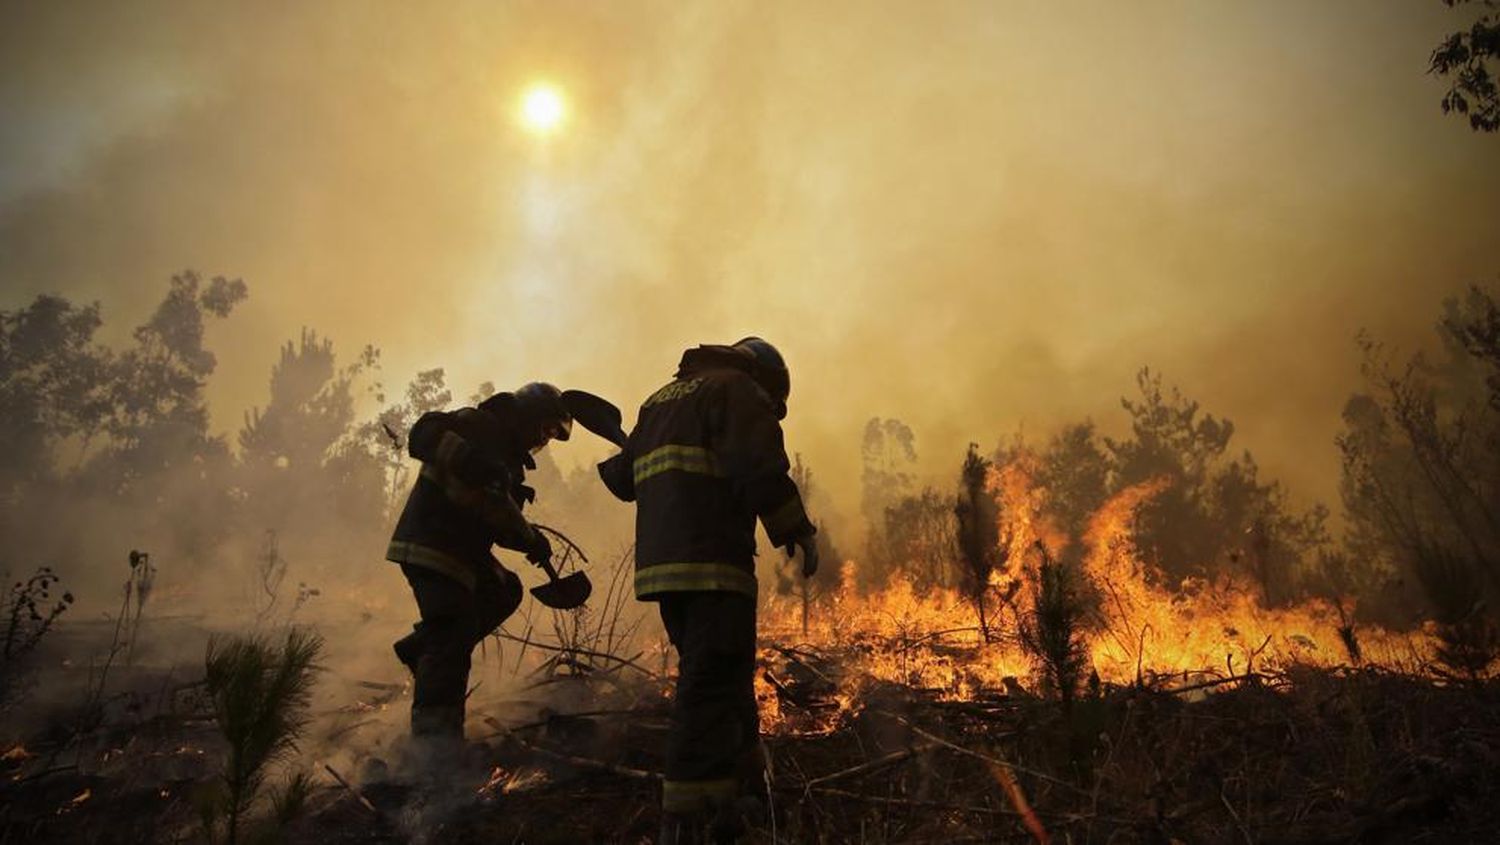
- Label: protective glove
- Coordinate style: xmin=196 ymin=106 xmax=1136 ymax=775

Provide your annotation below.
xmin=525 ymin=525 xmax=553 ymax=566
xmin=785 ymin=533 xmax=819 ymax=579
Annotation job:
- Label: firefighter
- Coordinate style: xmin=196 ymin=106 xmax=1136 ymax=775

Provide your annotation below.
xmin=598 ymin=337 xmax=818 ymax=843
xmin=385 ymin=382 xmax=569 ymax=745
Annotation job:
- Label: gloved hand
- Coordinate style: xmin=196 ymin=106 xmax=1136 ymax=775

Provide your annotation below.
xmin=525 ymin=525 xmax=553 ymax=566
xmin=785 ymin=533 xmax=819 ymax=579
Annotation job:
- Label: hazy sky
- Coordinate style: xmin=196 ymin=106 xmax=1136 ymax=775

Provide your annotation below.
xmin=2 ymin=1 xmax=1497 ymax=527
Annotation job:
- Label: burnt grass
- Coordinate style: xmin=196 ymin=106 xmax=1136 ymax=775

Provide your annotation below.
xmin=2 ymin=649 xmax=1498 ymax=845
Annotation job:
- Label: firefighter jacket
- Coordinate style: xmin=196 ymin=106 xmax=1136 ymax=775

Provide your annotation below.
xmin=599 ymin=346 xmax=815 ymax=600
xmin=386 ymin=396 xmax=539 ymax=592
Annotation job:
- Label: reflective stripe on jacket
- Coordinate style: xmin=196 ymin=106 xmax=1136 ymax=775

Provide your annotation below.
xmin=601 ymin=348 xmax=814 ymax=600
xmin=387 ymin=402 xmax=535 ymax=589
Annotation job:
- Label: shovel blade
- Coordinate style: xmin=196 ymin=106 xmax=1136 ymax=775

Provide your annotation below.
xmin=530 ymin=572 xmax=592 ymax=609
xmin=561 ymin=390 xmax=627 ymax=448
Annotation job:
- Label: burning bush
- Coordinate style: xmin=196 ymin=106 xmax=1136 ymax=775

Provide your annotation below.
xmin=955 ymin=443 xmax=1005 ymax=640
xmin=1018 ymin=544 xmax=1092 ymax=706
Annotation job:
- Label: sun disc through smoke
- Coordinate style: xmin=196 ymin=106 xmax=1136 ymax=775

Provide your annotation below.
xmin=520 ymin=83 xmax=566 ymax=135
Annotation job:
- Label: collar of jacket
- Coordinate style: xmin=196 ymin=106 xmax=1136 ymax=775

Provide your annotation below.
xmin=675 ymin=344 xmax=753 ymax=379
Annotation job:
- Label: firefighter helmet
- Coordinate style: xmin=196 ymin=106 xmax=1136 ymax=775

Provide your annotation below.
xmin=732 ymin=336 xmax=790 ymax=418
xmin=513 ymin=381 xmax=573 ymax=443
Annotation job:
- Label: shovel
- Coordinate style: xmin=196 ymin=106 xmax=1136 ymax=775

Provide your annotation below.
xmin=530 ymin=557 xmax=592 ymax=609
xmin=561 ymin=389 xmax=628 ymax=447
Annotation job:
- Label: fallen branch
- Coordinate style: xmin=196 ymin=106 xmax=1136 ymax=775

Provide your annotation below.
xmin=1163 ymin=673 xmax=1261 ymax=696
xmin=493 ymin=632 xmax=660 ymax=679
xmin=486 ymin=717 xmax=658 ymax=780
xmin=761 ymin=669 xmax=838 ymax=709
xmin=483 ymin=707 xmax=664 ymax=737
xmin=768 ymin=645 xmax=838 ymax=687
xmin=1219 ymin=788 xmax=1253 ymax=845
xmin=798 ymin=742 xmax=939 ymax=788
xmin=869 ymin=711 xmax=1094 ymax=800
xmin=892 ymin=627 xmax=984 ymax=653
xmin=322 ymin=764 xmax=380 ymax=818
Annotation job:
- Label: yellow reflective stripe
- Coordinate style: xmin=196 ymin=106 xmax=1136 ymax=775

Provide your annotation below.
xmin=661 ymin=778 xmax=738 ymax=813
xmin=634 ymin=562 xmax=757 ymax=599
xmin=632 ymin=444 xmax=723 ymax=485
xmin=385 ymin=540 xmax=477 ymax=592
xmin=763 ymin=495 xmax=807 ymax=538
xmin=420 ymin=463 xmax=489 ymax=510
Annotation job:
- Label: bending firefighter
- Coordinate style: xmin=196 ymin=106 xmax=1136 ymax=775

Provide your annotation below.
xmin=386 ymin=383 xmax=609 ymax=743
xmin=599 ymin=337 xmax=819 ymax=843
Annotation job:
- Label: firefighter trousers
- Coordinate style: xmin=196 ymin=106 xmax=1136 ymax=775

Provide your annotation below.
xmin=658 ymin=590 xmax=760 ymax=815
xmin=396 ymin=560 xmax=522 ymax=737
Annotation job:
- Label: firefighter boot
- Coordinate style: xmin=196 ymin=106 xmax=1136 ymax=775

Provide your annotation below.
xmin=409 ymin=702 xmax=465 ymax=763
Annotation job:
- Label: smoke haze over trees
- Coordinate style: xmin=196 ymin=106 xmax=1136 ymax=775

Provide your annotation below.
xmin=2 ymin=2 xmax=1497 ymax=529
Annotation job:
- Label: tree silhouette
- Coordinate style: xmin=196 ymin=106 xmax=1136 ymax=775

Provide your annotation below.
xmin=1338 ymin=287 xmax=1500 ymax=672
xmin=1431 ymin=0 xmax=1500 ymax=132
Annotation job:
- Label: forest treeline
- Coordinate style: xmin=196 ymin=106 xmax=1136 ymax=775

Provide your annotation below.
xmin=851 ymin=286 xmax=1500 ymax=676
xmin=2 ymin=272 xmax=1497 ymax=676
xmin=0 ymin=271 xmax=622 ymax=626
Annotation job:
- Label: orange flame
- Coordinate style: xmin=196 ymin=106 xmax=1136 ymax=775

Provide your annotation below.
xmin=758 ymin=457 xmax=1438 ymax=733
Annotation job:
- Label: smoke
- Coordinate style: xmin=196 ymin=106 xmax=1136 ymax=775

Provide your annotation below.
xmin=3 ymin=0 xmax=1499 ymax=530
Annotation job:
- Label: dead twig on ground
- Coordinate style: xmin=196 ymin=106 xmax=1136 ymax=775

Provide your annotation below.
xmin=322 ymin=763 xmax=381 ymax=818
xmin=1220 ymin=786 xmax=1254 ymax=845
xmin=484 ymin=716 xmax=658 ymax=780
xmin=1164 ymin=673 xmax=1262 ymax=696
xmin=869 ymin=710 xmax=1094 ymax=800
xmin=798 ymin=742 xmax=940 ymax=788
xmin=492 ymin=631 xmax=660 ymax=679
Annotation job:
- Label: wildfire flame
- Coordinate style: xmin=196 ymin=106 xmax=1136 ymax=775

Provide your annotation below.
xmin=758 ymin=457 xmax=1438 ymax=733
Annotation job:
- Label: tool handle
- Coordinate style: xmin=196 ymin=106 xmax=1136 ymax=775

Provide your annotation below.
xmin=536 ymin=557 xmax=560 ymax=581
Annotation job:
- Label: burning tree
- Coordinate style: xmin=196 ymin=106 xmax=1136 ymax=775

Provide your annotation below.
xmin=860 ymin=417 xmax=919 ymax=585
xmin=1018 ymin=543 xmax=1092 ymax=707
xmin=882 ymin=487 xmax=959 ymax=590
xmin=1104 ymin=368 xmax=1330 ymax=605
xmin=955 ymin=443 xmax=1005 ymax=640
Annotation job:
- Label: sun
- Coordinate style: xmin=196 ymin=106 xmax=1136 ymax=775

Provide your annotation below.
xmin=519 ymin=83 xmax=567 ymax=135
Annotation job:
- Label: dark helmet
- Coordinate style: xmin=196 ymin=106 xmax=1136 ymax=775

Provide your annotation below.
xmin=513 ymin=381 xmax=572 ymax=442
xmin=732 ymin=337 xmax=790 ymax=418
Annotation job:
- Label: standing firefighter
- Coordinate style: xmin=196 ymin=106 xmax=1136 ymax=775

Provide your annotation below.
xmin=599 ymin=338 xmax=819 ymax=844
xmin=386 ymin=382 xmax=621 ymax=745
